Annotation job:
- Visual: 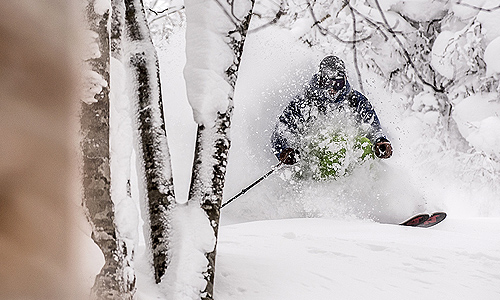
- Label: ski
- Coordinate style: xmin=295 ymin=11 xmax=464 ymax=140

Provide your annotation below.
xmin=399 ymin=212 xmax=446 ymax=228
xmin=400 ymin=214 xmax=429 ymax=227
xmin=418 ymin=212 xmax=447 ymax=228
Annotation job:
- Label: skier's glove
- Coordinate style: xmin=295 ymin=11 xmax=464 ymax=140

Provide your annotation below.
xmin=279 ymin=148 xmax=300 ymax=165
xmin=374 ymin=137 xmax=393 ymax=159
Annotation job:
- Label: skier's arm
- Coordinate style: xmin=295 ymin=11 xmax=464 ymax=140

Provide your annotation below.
xmin=271 ymin=96 xmax=312 ymax=164
xmin=348 ymin=91 xmax=392 ymax=158
xmin=271 ymin=123 xmax=300 ymax=165
xmin=271 ymin=122 xmax=292 ymax=157
xmin=348 ymin=91 xmax=386 ymax=143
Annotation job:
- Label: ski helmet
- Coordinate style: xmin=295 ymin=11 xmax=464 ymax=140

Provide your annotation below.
xmin=319 ymin=55 xmax=346 ymax=76
xmin=318 ymin=56 xmax=347 ymax=97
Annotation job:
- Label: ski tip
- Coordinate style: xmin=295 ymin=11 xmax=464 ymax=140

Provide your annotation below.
xmin=400 ymin=214 xmax=429 ymax=227
xmin=417 ymin=212 xmax=447 ymax=228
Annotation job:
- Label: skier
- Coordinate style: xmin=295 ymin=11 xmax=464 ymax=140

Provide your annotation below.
xmin=223 ymin=55 xmax=446 ymax=226
xmin=271 ymin=55 xmax=393 ymax=166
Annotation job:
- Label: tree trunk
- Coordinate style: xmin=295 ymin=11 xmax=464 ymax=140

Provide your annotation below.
xmin=187 ymin=4 xmax=255 ymax=299
xmin=110 ymin=0 xmax=138 ymax=294
xmin=124 ymin=0 xmax=176 ymax=283
xmin=0 ymin=1 xmax=81 ymax=298
xmin=81 ymin=1 xmax=135 ymax=298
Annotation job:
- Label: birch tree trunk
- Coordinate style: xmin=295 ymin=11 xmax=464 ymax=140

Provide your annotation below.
xmin=81 ymin=1 xmax=135 ymax=298
xmin=124 ymin=0 xmax=176 ymax=283
xmin=110 ymin=0 xmax=138 ymax=293
xmin=186 ymin=2 xmax=255 ymax=299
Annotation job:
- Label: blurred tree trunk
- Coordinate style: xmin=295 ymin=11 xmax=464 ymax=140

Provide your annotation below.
xmin=81 ymin=1 xmax=135 ymax=298
xmin=0 ymin=0 xmax=81 ymax=298
xmin=186 ymin=2 xmax=255 ymax=299
xmin=124 ymin=0 xmax=176 ymax=283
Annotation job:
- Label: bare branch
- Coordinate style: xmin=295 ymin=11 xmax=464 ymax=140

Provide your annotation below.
xmin=372 ymin=0 xmax=444 ymax=92
xmin=148 ymin=8 xmax=159 ymax=15
xmin=230 ymin=0 xmax=243 ymax=23
xmin=149 ymin=6 xmax=183 ymax=15
xmin=349 ymin=6 xmax=389 ymax=41
xmin=347 ymin=3 xmax=364 ymax=93
xmin=249 ymin=2 xmax=286 ymax=33
xmin=307 ymin=1 xmax=372 ymax=44
xmin=211 ymin=0 xmax=239 ymax=26
xmin=455 ymin=0 xmax=500 ymax=12
xmin=336 ymin=0 xmax=349 ymax=17
xmin=148 ymin=6 xmax=185 ymax=24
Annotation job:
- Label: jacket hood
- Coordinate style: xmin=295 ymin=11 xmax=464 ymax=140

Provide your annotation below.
xmin=319 ymin=56 xmax=346 ymax=80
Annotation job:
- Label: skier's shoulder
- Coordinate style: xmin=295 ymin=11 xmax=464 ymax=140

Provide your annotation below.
xmin=279 ymin=92 xmax=308 ymax=122
xmin=345 ymin=82 xmax=366 ymax=98
xmin=306 ymin=73 xmax=322 ymax=91
xmin=303 ymin=74 xmax=324 ymax=100
xmin=280 ymin=72 xmax=322 ymax=115
xmin=346 ymin=84 xmax=370 ymax=105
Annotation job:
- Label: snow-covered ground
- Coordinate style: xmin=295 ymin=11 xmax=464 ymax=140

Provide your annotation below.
xmin=215 ymin=217 xmax=500 ymax=299
xmin=142 ymin=19 xmax=500 ymax=299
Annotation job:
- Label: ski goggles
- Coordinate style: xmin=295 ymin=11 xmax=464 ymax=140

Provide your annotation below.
xmin=324 ymin=76 xmax=346 ymax=91
xmin=320 ymin=72 xmax=346 ymax=91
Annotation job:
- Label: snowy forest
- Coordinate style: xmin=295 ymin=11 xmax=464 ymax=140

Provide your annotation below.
xmin=1 ymin=0 xmax=499 ymax=299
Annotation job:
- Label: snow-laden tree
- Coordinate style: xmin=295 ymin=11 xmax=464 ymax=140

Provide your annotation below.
xmin=81 ymin=1 xmax=136 ymax=298
xmin=81 ymin=0 xmax=176 ymax=296
xmin=123 ymin=0 xmax=177 ymax=284
xmin=182 ymin=0 xmax=255 ymax=298
xmin=82 ymin=0 xmax=257 ymax=296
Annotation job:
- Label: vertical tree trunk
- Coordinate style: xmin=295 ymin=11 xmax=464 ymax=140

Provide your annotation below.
xmin=81 ymin=1 xmax=135 ymax=298
xmin=110 ymin=0 xmax=138 ymax=294
xmin=124 ymin=0 xmax=176 ymax=283
xmin=187 ymin=4 xmax=255 ymax=299
xmin=0 ymin=1 xmax=80 ymax=298
xmin=111 ymin=0 xmax=125 ymax=57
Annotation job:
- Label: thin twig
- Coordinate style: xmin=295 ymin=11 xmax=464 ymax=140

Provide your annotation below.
xmin=212 ymin=0 xmax=238 ymax=26
xmin=455 ymin=0 xmax=500 ymax=12
xmin=348 ymin=3 xmax=364 ymax=93
xmin=349 ymin=6 xmax=389 ymax=41
xmin=307 ymin=1 xmax=371 ymax=44
xmin=230 ymin=0 xmax=243 ymax=23
xmin=148 ymin=6 xmax=185 ymax=24
xmin=373 ymin=0 xmax=443 ymax=92
xmin=249 ymin=4 xmax=286 ymax=33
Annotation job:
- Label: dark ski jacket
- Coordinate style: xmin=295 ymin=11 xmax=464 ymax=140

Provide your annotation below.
xmin=271 ymin=73 xmax=387 ymax=157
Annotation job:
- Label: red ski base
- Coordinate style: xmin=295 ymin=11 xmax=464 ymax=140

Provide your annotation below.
xmin=400 ymin=212 xmax=447 ymax=228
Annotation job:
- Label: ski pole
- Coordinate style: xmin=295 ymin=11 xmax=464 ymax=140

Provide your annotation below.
xmin=221 ymin=161 xmax=284 ymax=208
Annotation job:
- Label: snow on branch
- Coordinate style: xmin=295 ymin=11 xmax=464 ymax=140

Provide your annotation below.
xmin=371 ymin=0 xmax=449 ymax=93
xmin=347 ymin=2 xmax=364 ymax=93
xmin=183 ymin=0 xmax=246 ymax=126
xmin=306 ymin=1 xmax=372 ymax=44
